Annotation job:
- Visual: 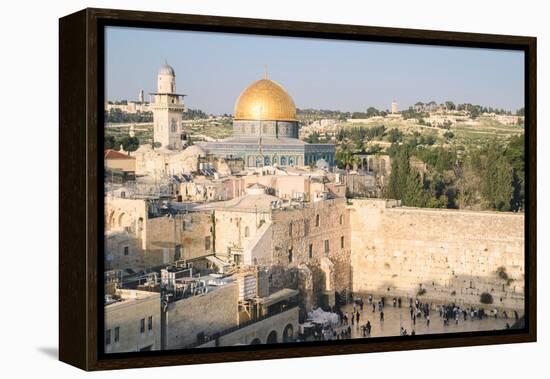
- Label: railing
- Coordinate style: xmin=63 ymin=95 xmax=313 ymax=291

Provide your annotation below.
xmin=184 ymin=304 xmax=298 ymax=348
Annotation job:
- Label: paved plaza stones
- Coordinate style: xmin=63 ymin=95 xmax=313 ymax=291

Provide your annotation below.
xmin=303 ymin=301 xmax=519 ymax=342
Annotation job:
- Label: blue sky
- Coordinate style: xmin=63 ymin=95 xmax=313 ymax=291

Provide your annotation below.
xmin=105 ymin=26 xmax=525 ymax=114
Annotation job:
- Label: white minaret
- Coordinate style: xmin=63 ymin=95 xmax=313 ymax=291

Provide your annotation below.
xmin=151 ymin=62 xmax=186 ymax=149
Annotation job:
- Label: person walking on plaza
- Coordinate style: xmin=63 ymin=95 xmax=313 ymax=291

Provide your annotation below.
xmin=356 ymin=311 xmax=360 ymax=324
xmin=373 ymin=302 xmax=376 ymax=313
xmin=380 ymin=310 xmax=384 ymax=322
xmin=427 ymin=314 xmax=430 ymax=327
xmin=413 ymin=313 xmax=416 ymax=325
xmin=398 ymin=297 xmax=402 ymax=308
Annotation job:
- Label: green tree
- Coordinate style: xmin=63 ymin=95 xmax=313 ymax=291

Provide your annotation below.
xmin=516 ymin=107 xmax=525 ymax=116
xmin=335 ymin=146 xmax=357 ymax=171
xmin=387 ymin=128 xmax=403 ymax=143
xmin=443 ymin=131 xmax=454 ymax=140
xmin=386 ymin=146 xmax=425 ymax=206
xmin=445 ymin=101 xmax=456 ymax=111
xmin=505 ymin=134 xmax=525 ymax=211
xmin=117 ymin=136 xmax=140 ymax=152
xmin=305 ymin=131 xmax=320 ymax=143
xmin=482 ymin=141 xmax=513 ymax=211
xmin=366 ymin=107 xmax=380 ymax=118
xmin=104 ymin=135 xmax=116 ymax=150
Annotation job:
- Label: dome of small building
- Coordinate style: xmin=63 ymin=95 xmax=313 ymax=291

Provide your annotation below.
xmin=158 ymin=63 xmax=175 ymax=76
xmin=245 ymin=183 xmax=267 ymax=195
xmin=316 ymin=158 xmax=329 ymax=170
xmin=234 ymin=78 xmax=296 ymax=121
xmin=183 ymin=144 xmax=206 ymax=157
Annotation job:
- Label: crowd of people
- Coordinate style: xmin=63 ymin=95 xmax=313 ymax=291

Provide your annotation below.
xmin=302 ymin=293 xmax=519 ymax=342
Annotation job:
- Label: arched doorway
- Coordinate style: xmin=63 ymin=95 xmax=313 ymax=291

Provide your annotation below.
xmin=250 ymin=338 xmax=261 ymax=345
xmin=283 ymin=324 xmax=294 ymax=342
xmin=117 ymin=212 xmax=131 ymax=230
xmin=266 ymin=330 xmax=278 ymax=344
xmin=107 ymin=210 xmax=116 ymax=230
xmin=280 ymin=157 xmax=287 ymax=166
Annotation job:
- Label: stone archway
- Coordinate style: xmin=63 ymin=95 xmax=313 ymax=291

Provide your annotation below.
xmin=107 ymin=210 xmax=116 ymax=230
xmin=266 ymin=330 xmax=278 ymax=344
xmin=282 ymin=324 xmax=294 ymax=342
xmin=117 ymin=212 xmax=132 ymax=230
xmin=250 ymin=338 xmax=261 ymax=345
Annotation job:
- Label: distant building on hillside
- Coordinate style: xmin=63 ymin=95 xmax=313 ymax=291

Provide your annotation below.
xmin=391 ymin=100 xmax=398 ymax=114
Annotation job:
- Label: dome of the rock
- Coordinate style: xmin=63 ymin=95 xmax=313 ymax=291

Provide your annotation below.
xmin=234 ymin=79 xmax=296 ymax=122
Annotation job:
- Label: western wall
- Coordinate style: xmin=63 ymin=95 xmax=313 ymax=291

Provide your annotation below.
xmin=349 ymin=199 xmax=524 ymax=311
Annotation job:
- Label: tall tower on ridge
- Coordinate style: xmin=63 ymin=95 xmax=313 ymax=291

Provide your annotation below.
xmin=391 ymin=100 xmax=398 ymax=114
xmin=151 ymin=62 xmax=186 ymax=150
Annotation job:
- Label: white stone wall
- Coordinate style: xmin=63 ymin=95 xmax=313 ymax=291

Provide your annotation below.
xmin=164 ymin=283 xmax=239 ymax=349
xmin=214 ymin=210 xmax=271 ymax=260
xmin=197 ymin=307 xmax=299 ymax=347
xmin=349 ymin=199 xmax=525 ymax=310
xmin=104 ymin=290 xmax=161 ymax=353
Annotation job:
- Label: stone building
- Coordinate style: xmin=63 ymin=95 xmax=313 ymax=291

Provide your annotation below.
xmin=193 ymin=182 xmax=351 ymax=310
xmin=163 ymin=279 xmax=239 ymax=349
xmin=104 ymin=149 xmax=136 ymax=174
xmin=104 ymin=230 xmax=144 ymax=271
xmin=105 ymin=196 xmax=214 ymax=268
xmin=391 ymin=100 xmax=398 ymax=114
xmin=104 ymin=289 xmax=161 ymax=353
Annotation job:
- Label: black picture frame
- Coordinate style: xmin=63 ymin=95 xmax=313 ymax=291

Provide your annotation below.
xmin=59 ymin=8 xmax=537 ymax=371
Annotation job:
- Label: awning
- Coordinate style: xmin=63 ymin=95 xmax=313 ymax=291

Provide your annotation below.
xmin=259 ymin=288 xmax=299 ymax=307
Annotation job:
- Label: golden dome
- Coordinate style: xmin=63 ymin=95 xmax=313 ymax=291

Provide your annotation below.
xmin=234 ymin=79 xmax=297 ymax=121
